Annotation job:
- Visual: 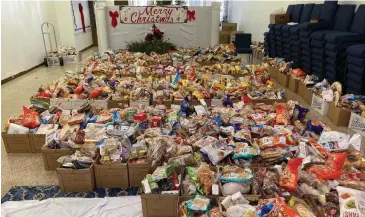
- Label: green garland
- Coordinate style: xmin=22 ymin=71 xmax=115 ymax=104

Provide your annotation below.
xmin=126 ymin=40 xmax=177 ymax=54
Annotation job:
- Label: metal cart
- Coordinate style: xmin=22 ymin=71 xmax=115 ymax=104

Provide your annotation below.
xmin=41 ymin=22 xmax=63 ymax=67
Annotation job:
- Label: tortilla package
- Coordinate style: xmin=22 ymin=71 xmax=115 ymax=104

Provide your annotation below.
xmin=337 ymin=186 xmax=365 ymax=217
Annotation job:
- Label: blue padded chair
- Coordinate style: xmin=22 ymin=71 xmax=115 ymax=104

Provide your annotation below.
xmin=265 ymin=5 xmax=295 ymax=58
xmin=282 ymin=4 xmax=314 ymax=61
xmin=235 ymin=33 xmax=253 ymax=63
xmin=274 ymin=4 xmax=303 ymax=58
xmin=345 ymin=44 xmax=365 ymax=94
xmin=298 ymin=0 xmax=338 ymax=75
xmin=324 ymin=5 xmax=365 ymax=83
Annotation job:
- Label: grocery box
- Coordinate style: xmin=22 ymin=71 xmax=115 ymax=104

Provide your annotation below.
xmin=270 ymin=66 xmax=280 ymax=80
xmin=108 ymin=99 xmax=129 ymax=108
xmin=222 ymin=23 xmax=237 ymax=32
xmin=47 ymin=56 xmax=61 ymax=67
xmin=57 ymin=165 xmax=95 ymax=192
xmin=298 ymin=82 xmax=313 ymax=104
xmin=270 ymin=13 xmax=290 ymax=24
xmin=29 ymin=134 xmax=46 ymax=153
xmin=277 ymin=72 xmax=289 ymax=87
xmin=50 ymin=98 xmax=109 ymax=110
xmin=130 ymin=99 xmax=151 ymax=107
xmin=311 ymin=94 xmax=329 ymax=116
xmin=41 ymin=146 xmax=74 ymax=170
xmin=128 ymin=160 xmax=150 ymax=187
xmin=348 ymin=112 xmax=365 ymax=137
xmin=219 ymin=31 xmax=231 ymax=44
xmin=327 ymin=103 xmax=351 ymax=127
xmin=288 ymin=76 xmax=299 ymax=93
xmin=177 ymin=196 xmax=218 ymax=217
xmin=230 ymin=31 xmax=244 ymax=43
xmin=142 ymin=194 xmax=180 ymax=217
xmin=62 ymin=54 xmax=78 ymax=64
xmin=2 ymin=133 xmax=32 ymax=153
xmin=94 ymin=161 xmax=129 ymax=188
xmin=152 ymin=100 xmax=172 ymax=108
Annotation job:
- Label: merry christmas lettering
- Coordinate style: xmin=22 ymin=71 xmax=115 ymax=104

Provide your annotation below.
xmin=131 ymin=7 xmax=174 ymax=23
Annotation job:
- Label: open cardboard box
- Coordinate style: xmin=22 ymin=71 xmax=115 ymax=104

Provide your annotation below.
xmin=41 ymin=145 xmax=74 ymax=170
xmin=288 ymin=76 xmax=299 ymax=93
xmin=57 ymin=164 xmax=95 ymax=192
xmin=269 ymin=66 xmax=279 ymax=81
xmin=141 ymin=166 xmax=182 ymax=217
xmin=2 ymin=133 xmax=32 ymax=153
xmin=311 ymin=94 xmax=329 ymax=116
xmin=29 ymin=134 xmax=46 ymax=153
xmin=297 ymin=82 xmax=313 ymax=104
xmin=348 ymin=112 xmax=365 ymax=138
xmin=95 ymin=156 xmax=129 ymax=188
xmin=277 ymin=72 xmax=289 ymax=87
xmin=327 ymin=103 xmax=352 ymax=127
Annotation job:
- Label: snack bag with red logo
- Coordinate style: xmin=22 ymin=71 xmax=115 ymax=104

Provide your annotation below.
xmin=23 ymin=107 xmax=41 ymax=129
xmin=268 ymin=194 xmax=301 ymax=217
xmin=279 ymin=158 xmax=303 ymax=191
xmin=307 ymin=152 xmax=347 ymax=180
xmin=275 ymin=103 xmax=290 ymax=125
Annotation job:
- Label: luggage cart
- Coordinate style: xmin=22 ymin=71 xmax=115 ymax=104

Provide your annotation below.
xmin=41 ymin=22 xmax=63 ymax=67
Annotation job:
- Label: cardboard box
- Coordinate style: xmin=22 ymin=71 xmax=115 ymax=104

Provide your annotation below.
xmin=269 ymin=66 xmax=280 ymax=80
xmin=298 ymin=82 xmax=313 ymax=104
xmin=29 ymin=134 xmax=46 ymax=153
xmin=94 ymin=162 xmax=129 ymax=188
xmin=2 ymin=133 xmax=32 ymax=153
xmin=62 ymin=54 xmax=78 ymax=64
xmin=348 ymin=112 xmax=365 ymax=137
xmin=219 ymin=31 xmax=230 ymax=44
xmin=57 ymin=165 xmax=95 ymax=192
xmin=41 ymin=146 xmax=74 ymax=170
xmin=47 ymin=56 xmax=61 ymax=67
xmin=288 ymin=76 xmax=299 ymax=93
xmin=327 ymin=103 xmax=352 ymax=127
xmin=311 ymin=94 xmax=329 ymax=116
xmin=230 ymin=31 xmax=244 ymax=43
xmin=152 ymin=100 xmax=172 ymax=108
xmin=277 ymin=72 xmax=289 ymax=87
xmin=270 ymin=13 xmax=290 ymax=24
xmin=142 ymin=194 xmax=179 ymax=217
xmin=50 ymin=98 xmax=109 ymax=110
xmin=108 ymin=99 xmax=129 ymax=108
xmin=222 ymin=23 xmax=237 ymax=32
xmin=128 ymin=160 xmax=150 ymax=187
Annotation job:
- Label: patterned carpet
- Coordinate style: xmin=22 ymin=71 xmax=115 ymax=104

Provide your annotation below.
xmin=1 ymin=186 xmax=141 ymax=204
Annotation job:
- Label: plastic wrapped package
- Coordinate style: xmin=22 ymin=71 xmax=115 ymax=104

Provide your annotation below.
xmin=23 ymin=107 xmax=41 ymax=129
xmin=222 ymin=182 xmax=251 ymax=196
xmin=279 ymin=158 xmax=302 ymax=191
xmin=200 ymin=144 xmax=232 ymax=165
xmin=220 ymin=168 xmax=253 ymax=183
xmin=337 ymin=186 xmax=365 ymax=217
xmin=147 ymin=137 xmax=168 ymax=166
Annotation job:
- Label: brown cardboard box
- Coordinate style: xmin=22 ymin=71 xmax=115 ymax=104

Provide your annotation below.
xmin=142 ymin=194 xmax=179 ymax=217
xmin=152 ymin=100 xmax=172 ymax=109
xmin=270 ymin=13 xmax=290 ymax=24
xmin=219 ymin=31 xmax=230 ymax=44
xmin=277 ymin=72 xmax=289 ymax=87
xmin=94 ymin=162 xmax=129 ymax=188
xmin=57 ymin=165 xmax=95 ymax=192
xmin=288 ymin=76 xmax=299 ymax=93
xmin=2 ymin=133 xmax=32 ymax=153
xmin=222 ymin=23 xmax=237 ymax=32
xmin=128 ymin=160 xmax=150 ymax=187
xmin=108 ymin=99 xmax=129 ymax=108
xmin=29 ymin=134 xmax=46 ymax=153
xmin=41 ymin=146 xmax=74 ymax=170
xmin=270 ymin=66 xmax=280 ymax=80
xmin=327 ymin=102 xmax=351 ymax=127
xmin=298 ymin=82 xmax=313 ymax=104
xmin=230 ymin=31 xmax=244 ymax=43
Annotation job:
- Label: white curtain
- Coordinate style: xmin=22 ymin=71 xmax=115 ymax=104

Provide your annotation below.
xmin=128 ymin=0 xmax=149 ymax=6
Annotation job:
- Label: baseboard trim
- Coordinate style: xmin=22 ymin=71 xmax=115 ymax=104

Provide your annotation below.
xmin=1 ymin=62 xmax=45 ymax=85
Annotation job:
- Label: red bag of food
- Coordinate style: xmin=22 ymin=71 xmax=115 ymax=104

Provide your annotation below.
xmin=74 ymin=85 xmax=84 ymax=95
xmin=291 ymin=68 xmax=306 ymax=78
xmin=275 ymin=103 xmax=290 ymax=125
xmin=23 ymin=107 xmax=41 ymax=129
xmin=268 ymin=194 xmax=301 ymax=217
xmin=89 ymin=88 xmax=102 ymax=98
xmin=279 ymin=158 xmax=303 ymax=191
xmin=307 ymin=152 xmax=347 ymax=180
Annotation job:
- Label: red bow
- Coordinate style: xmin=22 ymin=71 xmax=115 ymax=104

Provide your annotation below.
xmin=187 ymin=10 xmax=195 ymax=21
xmin=109 ymin=11 xmax=119 ymax=28
xmin=78 ymin=3 xmax=86 ymax=33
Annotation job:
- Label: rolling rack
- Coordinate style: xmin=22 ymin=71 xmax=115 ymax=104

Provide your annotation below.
xmin=41 ymin=22 xmax=63 ymax=67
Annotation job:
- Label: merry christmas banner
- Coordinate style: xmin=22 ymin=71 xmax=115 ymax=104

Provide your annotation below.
xmin=119 ymin=6 xmax=188 ymax=24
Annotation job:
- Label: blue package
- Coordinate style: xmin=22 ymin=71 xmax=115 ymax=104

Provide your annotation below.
xmin=112 ymin=110 xmax=121 ymax=123
xmin=216 ymin=115 xmax=223 ymax=127
xmin=223 ymin=94 xmax=233 ymax=107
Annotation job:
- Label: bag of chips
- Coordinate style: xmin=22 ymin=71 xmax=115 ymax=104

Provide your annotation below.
xmin=275 ymin=103 xmax=290 ymax=125
xmin=307 ymin=152 xmax=347 ymax=180
xmin=220 ymin=168 xmax=253 ymax=183
xmin=232 ymin=143 xmax=260 ymax=159
xmin=23 ymin=107 xmax=41 ymax=129
xmin=269 ymin=194 xmax=301 ymax=217
xmin=279 ymin=158 xmax=303 ymax=191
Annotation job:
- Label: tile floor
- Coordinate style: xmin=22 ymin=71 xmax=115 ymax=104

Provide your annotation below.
xmin=1 ymin=51 xmax=364 ymax=197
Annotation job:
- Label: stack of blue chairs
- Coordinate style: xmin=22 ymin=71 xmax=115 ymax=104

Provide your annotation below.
xmin=287 ymin=4 xmax=322 ymax=68
xmin=281 ymin=4 xmax=314 ymax=62
xmin=324 ymin=5 xmax=365 ymax=84
xmin=309 ymin=5 xmax=356 ymax=81
xmin=298 ymin=0 xmax=338 ymax=75
xmin=264 ymin=32 xmax=273 ymax=57
xmin=274 ymin=4 xmax=303 ymax=59
xmin=265 ymin=5 xmax=295 ymax=58
xmin=346 ymin=44 xmax=365 ymax=95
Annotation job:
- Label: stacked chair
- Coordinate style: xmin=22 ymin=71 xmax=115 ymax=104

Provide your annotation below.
xmin=265 ymin=5 xmax=295 ymax=58
xmin=324 ymin=5 xmax=365 ymax=84
xmin=309 ymin=5 xmax=356 ymax=81
xmin=273 ymin=4 xmax=303 ymax=59
xmin=298 ymin=0 xmax=338 ymax=75
xmin=346 ymin=44 xmax=365 ymax=95
xmin=286 ymin=4 xmax=322 ymax=68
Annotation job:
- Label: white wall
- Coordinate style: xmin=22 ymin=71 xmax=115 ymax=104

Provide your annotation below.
xmin=1 ymin=0 xmax=94 ymax=80
xmin=228 ymin=0 xmax=364 ymax=42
